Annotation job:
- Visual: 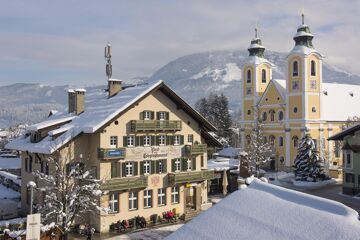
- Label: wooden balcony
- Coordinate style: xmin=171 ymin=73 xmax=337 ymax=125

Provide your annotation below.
xmin=98 ymin=148 xmax=126 ymax=160
xmin=184 ymin=144 xmax=207 ymax=155
xmin=130 ymin=120 xmax=182 ymax=132
xmin=101 ymin=176 xmax=148 ymax=192
xmin=168 ymin=170 xmax=215 ymax=186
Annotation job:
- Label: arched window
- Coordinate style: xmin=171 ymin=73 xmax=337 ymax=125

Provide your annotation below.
xmin=269 ymin=109 xmax=275 ymax=121
xmin=262 ymin=112 xmax=267 ymax=121
xmin=278 ymin=111 xmax=284 ymax=121
xmin=293 ymin=61 xmax=299 ymax=77
xmin=246 ymin=135 xmax=251 ymax=145
xmin=262 ymin=69 xmax=266 ymax=83
xmin=292 ymin=136 xmax=299 ymax=147
xmin=247 ymin=70 xmax=251 ymax=83
xmin=279 ymin=136 xmax=284 ymax=147
xmin=269 ymin=135 xmax=275 ymax=146
xmin=311 ymin=60 xmax=316 ymax=76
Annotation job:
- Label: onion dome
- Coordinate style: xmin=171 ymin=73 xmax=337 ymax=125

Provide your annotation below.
xmin=248 ymin=28 xmax=265 ymax=58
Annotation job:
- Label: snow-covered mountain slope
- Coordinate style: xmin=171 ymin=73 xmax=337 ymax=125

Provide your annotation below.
xmin=1 ymin=50 xmax=359 ymax=128
xmin=148 ymin=50 xmax=360 ymax=112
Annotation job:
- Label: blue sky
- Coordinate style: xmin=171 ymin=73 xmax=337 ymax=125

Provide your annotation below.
xmin=0 ymin=0 xmax=359 ymax=86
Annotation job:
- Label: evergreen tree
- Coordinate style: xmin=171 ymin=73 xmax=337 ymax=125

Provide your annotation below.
xmin=294 ymin=134 xmax=330 ymax=181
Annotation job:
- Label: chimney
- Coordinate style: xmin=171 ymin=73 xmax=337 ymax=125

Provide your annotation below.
xmin=68 ymin=89 xmax=86 ymax=115
xmin=108 ymin=79 xmax=122 ymax=97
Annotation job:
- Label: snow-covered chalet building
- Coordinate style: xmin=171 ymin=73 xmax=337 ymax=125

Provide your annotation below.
xmin=240 ymin=14 xmax=360 ymax=177
xmin=7 ymin=79 xmax=221 ymax=232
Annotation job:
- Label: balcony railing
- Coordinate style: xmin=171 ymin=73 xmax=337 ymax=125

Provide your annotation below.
xmin=184 ymin=144 xmax=207 ymax=155
xmin=101 ymin=176 xmax=148 ymax=192
xmin=168 ymin=170 xmax=215 ymax=186
xmin=130 ymin=120 xmax=182 ymax=132
xmin=98 ymin=148 xmax=126 ymax=160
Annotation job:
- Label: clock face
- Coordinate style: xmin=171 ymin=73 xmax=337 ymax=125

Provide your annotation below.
xmin=292 ymin=80 xmax=299 ymax=90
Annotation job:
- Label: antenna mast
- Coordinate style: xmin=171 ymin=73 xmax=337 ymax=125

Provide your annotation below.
xmin=105 ymin=43 xmax=112 ymax=80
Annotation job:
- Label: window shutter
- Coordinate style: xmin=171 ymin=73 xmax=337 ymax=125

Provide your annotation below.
xmin=133 ymin=162 xmax=138 ymax=176
xmin=117 ymin=162 xmax=121 ymax=177
xmin=123 ymin=136 xmax=127 ymax=147
xmin=165 ymin=112 xmax=169 ymax=120
xmin=111 ymin=162 xmax=115 ymax=178
xmin=171 ymin=159 xmax=175 ymax=172
xmin=180 ymin=135 xmax=184 ymax=145
xmin=181 ymin=158 xmax=187 ymax=171
xmin=155 ymin=160 xmax=160 ymax=174
xmin=140 ymin=161 xmax=144 ymax=175
xmin=151 ymin=160 xmax=155 ymax=174
xmin=150 ymin=111 xmax=155 ymax=120
xmin=162 ymin=159 xmax=167 ymax=173
xmin=135 ymin=136 xmax=140 ymax=146
xmin=151 ymin=136 xmax=156 ymax=146
xmin=192 ymin=158 xmax=196 ymax=171
xmin=156 ymin=112 xmax=160 ymax=120
xmin=139 ymin=136 xmax=144 ymax=146
xmin=122 ymin=162 xmax=126 ymax=177
xmin=155 ymin=136 xmax=160 ymax=146
xmin=167 ymin=136 xmax=173 ymax=145
xmin=140 ymin=112 xmax=144 ymax=120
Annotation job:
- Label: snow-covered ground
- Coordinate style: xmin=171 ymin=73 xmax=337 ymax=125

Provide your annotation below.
xmin=0 ymin=217 xmax=25 ymax=226
xmin=0 ymin=157 xmax=21 ymax=169
xmin=292 ymin=179 xmax=337 ymax=188
xmin=167 ymin=178 xmax=360 ymax=240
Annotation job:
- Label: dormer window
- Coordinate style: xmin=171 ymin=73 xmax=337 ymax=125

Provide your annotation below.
xmin=293 ymin=61 xmax=299 ymax=77
xmin=262 ymin=69 xmax=266 ymax=83
xmin=311 ymin=60 xmax=316 ymax=76
xmin=157 ymin=111 xmax=169 ymax=120
xmin=246 ymin=70 xmax=251 ymax=83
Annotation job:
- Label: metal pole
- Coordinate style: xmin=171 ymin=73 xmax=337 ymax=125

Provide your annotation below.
xmin=30 ymin=185 xmax=34 ymax=214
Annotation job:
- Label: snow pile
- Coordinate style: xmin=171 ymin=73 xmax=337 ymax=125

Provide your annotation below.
xmin=167 ymin=179 xmax=360 ymax=240
xmin=292 ymin=179 xmax=336 ymax=188
xmin=217 ymin=147 xmax=241 ymax=158
xmin=207 ymin=157 xmax=239 ymax=171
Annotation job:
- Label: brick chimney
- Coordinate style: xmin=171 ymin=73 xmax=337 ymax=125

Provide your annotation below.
xmin=68 ymin=89 xmax=86 ymax=115
xmin=108 ymin=79 xmax=122 ymax=97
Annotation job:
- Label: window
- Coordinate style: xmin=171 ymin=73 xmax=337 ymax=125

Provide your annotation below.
xmin=334 ymin=141 xmax=341 ymax=158
xmin=345 ymin=173 xmax=354 ymax=183
xmin=158 ymin=188 xmax=166 ymax=206
xmin=174 ymin=135 xmax=180 ymax=145
xmin=279 ymin=136 xmax=284 ymax=147
xmin=110 ymin=136 xmax=118 ymax=148
xmin=41 ymin=161 xmax=49 ymax=175
xmin=293 ymin=61 xmax=298 ymax=76
xmin=278 ymin=111 xmax=284 ymax=121
xmin=310 ymin=80 xmax=317 ymax=90
xmin=127 ymin=135 xmax=135 ymax=147
xmin=129 ymin=191 xmax=138 ymax=210
xmin=40 ymin=161 xmax=44 ymax=173
xmin=293 ymin=136 xmax=299 ymax=148
xmin=269 ymin=136 xmax=275 ymax=146
xmin=344 ymin=151 xmax=352 ymax=169
xmin=313 ymin=139 xmax=318 ymax=150
xmin=246 ymin=87 xmax=252 ymax=95
xmin=144 ymin=111 xmax=151 ymax=120
xmin=292 ymin=80 xmax=299 ymax=90
xmin=143 ymin=160 xmax=151 ymax=175
xmin=45 ymin=162 xmax=49 ymax=175
xmin=144 ymin=136 xmax=151 ymax=146
xmin=293 ymin=107 xmax=298 ymax=113
xmin=263 ymin=136 xmax=267 ymax=144
xmin=247 ymin=110 xmax=251 ymax=115
xmin=111 ymin=162 xmax=121 ymax=178
xmin=262 ymin=69 xmax=266 ymax=83
xmin=159 ymin=135 xmax=166 ymax=146
xmin=109 ymin=193 xmax=119 ymax=213
xmin=158 ymin=160 xmax=164 ymax=174
xmin=201 ymin=155 xmax=204 ymax=168
xmin=171 ymin=187 xmax=179 ymax=204
xmin=269 ymin=110 xmax=275 ymax=122
xmin=186 ymin=158 xmax=192 ymax=171
xmin=126 ymin=162 xmax=134 ymax=176
xmin=188 ymin=134 xmax=193 ymax=143
xmin=312 ymin=107 xmax=316 ymax=113
xmin=262 ymin=112 xmax=267 ymax=121
xmin=246 ymin=70 xmax=251 ymax=83
xmin=25 ymin=158 xmax=28 ymax=172
xmin=143 ymin=190 xmax=152 ymax=208
xmin=174 ymin=159 xmax=181 ymax=172
xmin=311 ymin=60 xmax=316 ymax=76
xmin=159 ymin=112 xmax=166 ymax=120
xmin=29 ymin=156 xmax=33 ymax=173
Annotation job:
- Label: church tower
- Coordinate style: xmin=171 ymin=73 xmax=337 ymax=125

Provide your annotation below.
xmin=286 ymin=13 xmax=323 ymax=122
xmin=242 ymin=28 xmax=273 ymax=122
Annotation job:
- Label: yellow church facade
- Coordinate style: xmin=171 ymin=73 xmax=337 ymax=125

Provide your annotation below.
xmin=240 ymin=15 xmax=360 ymax=177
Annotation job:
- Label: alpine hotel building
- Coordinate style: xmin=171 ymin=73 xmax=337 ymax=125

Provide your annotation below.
xmin=7 ymin=79 xmax=221 ymax=232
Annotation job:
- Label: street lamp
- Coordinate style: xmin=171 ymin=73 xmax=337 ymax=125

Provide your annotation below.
xmin=27 ymin=181 xmax=37 ymax=214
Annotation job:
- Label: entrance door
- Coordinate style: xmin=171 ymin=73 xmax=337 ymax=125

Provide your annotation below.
xmin=185 ymin=186 xmax=196 ymax=209
xmin=270 ymin=158 xmax=276 ymax=171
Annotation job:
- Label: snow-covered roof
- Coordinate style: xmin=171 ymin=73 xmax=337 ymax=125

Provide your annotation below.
xmin=248 ymin=43 xmax=265 ymax=49
xmin=272 ymin=79 xmax=286 ymax=100
xmin=246 ymin=56 xmax=273 ymax=66
xmin=108 ymin=78 xmax=123 ymax=82
xmin=167 ymin=179 xmax=360 ymax=240
xmin=0 ymin=171 xmax=21 ymax=185
xmin=207 ymin=158 xmax=239 ymax=171
xmin=288 ymin=45 xmax=323 ymax=57
xmin=217 ymin=147 xmax=242 ymax=158
xmin=293 ymin=30 xmax=314 ymax=38
xmin=6 ymin=80 xmax=219 ymax=154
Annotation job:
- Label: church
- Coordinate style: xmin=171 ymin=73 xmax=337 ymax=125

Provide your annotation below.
xmin=239 ymin=14 xmax=360 ymax=177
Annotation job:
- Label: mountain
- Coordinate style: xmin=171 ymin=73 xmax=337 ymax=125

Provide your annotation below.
xmin=1 ymin=50 xmax=359 ymax=128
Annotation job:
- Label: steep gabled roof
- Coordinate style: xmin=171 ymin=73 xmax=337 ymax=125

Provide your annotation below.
xmin=258 ymin=79 xmax=286 ymax=106
xmin=6 ymin=80 xmax=220 ymax=154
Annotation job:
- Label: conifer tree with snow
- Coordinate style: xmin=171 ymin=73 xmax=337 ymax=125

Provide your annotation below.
xmin=33 ymin=154 xmax=106 ymax=239
xmin=244 ymin=108 xmax=273 ymax=177
xmin=293 ymin=134 xmax=330 ymax=182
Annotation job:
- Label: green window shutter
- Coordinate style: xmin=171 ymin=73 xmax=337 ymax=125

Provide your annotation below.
xmin=117 ymin=162 xmax=121 ymax=177
xmin=151 ymin=136 xmax=156 ymax=146
xmin=180 ymin=135 xmax=184 ymax=145
xmin=122 ymin=162 xmax=126 ymax=177
xmin=140 ymin=161 xmax=144 ymax=175
xmin=171 ymin=159 xmax=175 ymax=172
xmin=167 ymin=136 xmax=173 ymax=145
xmin=181 ymin=158 xmax=187 ymax=171
xmin=135 ymin=136 xmax=140 ymax=146
xmin=151 ymin=161 xmax=156 ymax=174
xmin=133 ymin=161 xmax=138 ymax=176
xmin=155 ymin=136 xmax=160 ymax=146
xmin=165 ymin=112 xmax=169 ymax=120
xmin=123 ymin=136 xmax=127 ymax=147
xmin=140 ymin=112 xmax=144 ymax=120
xmin=192 ymin=158 xmax=196 ymax=171
xmin=111 ymin=162 xmax=115 ymax=178
xmin=139 ymin=136 xmax=144 ymax=146
xmin=156 ymin=112 xmax=160 ymax=120
xmin=155 ymin=160 xmax=160 ymax=174
xmin=163 ymin=159 xmax=167 ymax=173
xmin=150 ymin=111 xmax=155 ymax=120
